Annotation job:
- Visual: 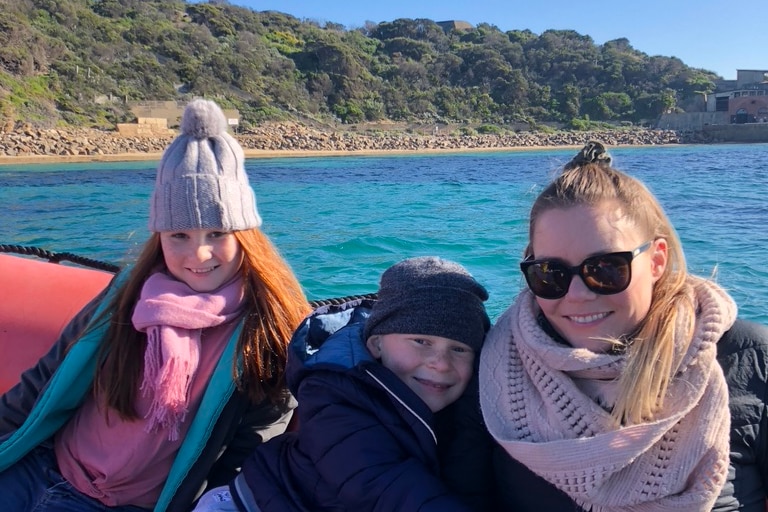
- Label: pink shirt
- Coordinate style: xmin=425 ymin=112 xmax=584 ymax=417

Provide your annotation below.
xmin=54 ymin=321 xmax=236 ymax=507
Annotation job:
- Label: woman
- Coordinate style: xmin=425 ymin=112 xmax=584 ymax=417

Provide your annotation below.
xmin=442 ymin=141 xmax=768 ymax=511
xmin=0 ymin=99 xmax=311 ymax=511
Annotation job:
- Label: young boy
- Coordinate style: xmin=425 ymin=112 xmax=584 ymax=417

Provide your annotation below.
xmin=194 ymin=256 xmax=490 ymax=512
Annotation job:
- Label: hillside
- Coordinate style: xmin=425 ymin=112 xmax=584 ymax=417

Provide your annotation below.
xmin=0 ymin=0 xmax=719 ymax=131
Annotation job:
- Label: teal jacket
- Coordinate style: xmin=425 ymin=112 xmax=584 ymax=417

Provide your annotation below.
xmin=0 ymin=270 xmax=295 ymax=511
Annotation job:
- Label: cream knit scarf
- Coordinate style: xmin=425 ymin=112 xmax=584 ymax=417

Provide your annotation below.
xmin=480 ymin=276 xmax=736 ymax=511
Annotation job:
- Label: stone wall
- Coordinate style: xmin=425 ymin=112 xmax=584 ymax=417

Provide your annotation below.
xmin=657 ymin=112 xmax=729 ymax=130
xmin=116 ymin=117 xmax=175 ymax=137
xmin=702 ymin=123 xmax=768 ymax=143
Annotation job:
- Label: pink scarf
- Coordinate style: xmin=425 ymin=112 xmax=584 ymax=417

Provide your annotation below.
xmin=132 ymin=272 xmax=244 ymax=440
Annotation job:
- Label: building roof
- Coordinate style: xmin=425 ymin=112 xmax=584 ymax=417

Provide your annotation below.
xmin=436 ymin=20 xmax=474 ymax=32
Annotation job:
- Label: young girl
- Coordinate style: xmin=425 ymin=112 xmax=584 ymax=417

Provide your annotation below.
xmin=0 ymin=99 xmax=311 ymax=512
xmin=442 ymin=141 xmax=768 ymax=511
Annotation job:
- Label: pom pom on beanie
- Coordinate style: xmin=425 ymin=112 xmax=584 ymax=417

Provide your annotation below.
xmin=180 ymin=99 xmax=229 ymax=139
xmin=149 ymin=99 xmax=262 ymax=232
xmin=364 ymin=256 xmax=490 ymax=352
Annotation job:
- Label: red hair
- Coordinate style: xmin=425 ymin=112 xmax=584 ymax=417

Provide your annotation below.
xmin=92 ymin=230 xmax=310 ymax=419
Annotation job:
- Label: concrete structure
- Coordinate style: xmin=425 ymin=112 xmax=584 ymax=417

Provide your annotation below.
xmin=117 ymin=100 xmax=241 ymax=137
xmin=657 ymin=112 xmax=729 ymax=131
xmin=128 ymin=100 xmax=186 ymax=127
xmin=116 ymin=117 xmax=175 ymax=137
xmin=436 ymin=20 xmax=473 ymax=33
xmin=702 ymin=122 xmax=768 ymax=142
xmin=658 ymin=69 xmax=768 ymax=140
xmin=708 ymin=69 xmax=768 ymax=123
xmin=126 ymin=100 xmax=240 ymax=129
xmin=733 ymin=70 xmax=768 ymax=88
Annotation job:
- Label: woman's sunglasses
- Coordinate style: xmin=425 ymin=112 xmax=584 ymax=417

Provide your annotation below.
xmin=520 ymin=241 xmax=653 ymax=300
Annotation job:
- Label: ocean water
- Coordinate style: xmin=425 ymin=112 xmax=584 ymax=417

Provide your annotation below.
xmin=1 ymin=144 xmax=767 ymax=325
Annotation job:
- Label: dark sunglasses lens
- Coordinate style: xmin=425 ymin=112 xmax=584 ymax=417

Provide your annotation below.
xmin=524 ymin=261 xmax=571 ymax=299
xmin=581 ymin=254 xmax=632 ymax=294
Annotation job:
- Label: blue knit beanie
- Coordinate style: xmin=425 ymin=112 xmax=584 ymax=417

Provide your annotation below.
xmin=148 ymin=99 xmax=262 ymax=232
xmin=363 ymin=256 xmax=490 ymax=352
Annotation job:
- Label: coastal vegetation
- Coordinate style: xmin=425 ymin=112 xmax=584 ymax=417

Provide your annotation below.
xmin=0 ymin=0 xmax=718 ymax=131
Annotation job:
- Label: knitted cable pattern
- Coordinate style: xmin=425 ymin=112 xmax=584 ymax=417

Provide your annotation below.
xmin=480 ymin=276 xmax=736 ymax=511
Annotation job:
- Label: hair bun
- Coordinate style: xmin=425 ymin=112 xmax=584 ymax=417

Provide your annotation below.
xmin=180 ymin=99 xmax=228 ymax=139
xmin=565 ymin=140 xmax=612 ymax=170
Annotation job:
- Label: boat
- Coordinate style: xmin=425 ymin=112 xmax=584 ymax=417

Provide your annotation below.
xmin=0 ymin=246 xmax=115 ymax=394
xmin=0 ymin=244 xmax=373 ymax=397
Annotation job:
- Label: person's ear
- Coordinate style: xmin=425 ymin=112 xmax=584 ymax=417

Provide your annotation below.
xmin=650 ymin=238 xmax=668 ymax=282
xmin=366 ymin=335 xmax=382 ymax=357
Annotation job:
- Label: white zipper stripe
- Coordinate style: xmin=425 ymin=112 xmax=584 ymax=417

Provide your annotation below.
xmin=364 ymin=369 xmax=437 ymax=445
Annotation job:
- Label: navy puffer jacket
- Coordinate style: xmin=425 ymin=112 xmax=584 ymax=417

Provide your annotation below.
xmin=237 ymin=299 xmax=472 ymax=512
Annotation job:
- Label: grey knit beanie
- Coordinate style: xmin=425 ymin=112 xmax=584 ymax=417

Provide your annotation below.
xmin=363 ymin=256 xmax=490 ymax=352
xmin=148 ymin=99 xmax=262 ymax=232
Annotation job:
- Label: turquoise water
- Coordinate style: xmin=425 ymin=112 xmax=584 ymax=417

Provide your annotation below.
xmin=1 ymin=144 xmax=767 ymax=324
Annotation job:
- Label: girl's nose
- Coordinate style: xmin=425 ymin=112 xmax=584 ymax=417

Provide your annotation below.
xmin=195 ymin=243 xmax=213 ymax=260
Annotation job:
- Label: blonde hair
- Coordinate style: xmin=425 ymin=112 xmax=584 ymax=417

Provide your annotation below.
xmin=527 ymin=161 xmax=695 ymax=425
xmin=92 ymin=229 xmax=310 ymax=419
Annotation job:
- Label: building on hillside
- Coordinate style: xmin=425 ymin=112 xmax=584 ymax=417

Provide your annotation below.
xmin=436 ymin=20 xmax=473 ymax=33
xmin=127 ymin=100 xmax=240 ymax=128
xmin=657 ymin=69 xmax=768 ymax=141
xmin=708 ymin=70 xmax=768 ymax=124
xmin=656 ymin=68 xmax=768 ymax=141
xmin=117 ymin=100 xmax=241 ymax=136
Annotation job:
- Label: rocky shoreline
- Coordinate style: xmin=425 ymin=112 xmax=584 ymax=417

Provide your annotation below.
xmin=0 ymin=123 xmax=687 ymax=161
